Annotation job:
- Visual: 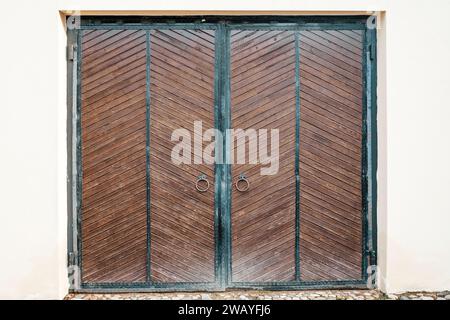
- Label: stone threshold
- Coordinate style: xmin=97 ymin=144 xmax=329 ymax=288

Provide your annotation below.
xmin=65 ymin=290 xmax=450 ymax=300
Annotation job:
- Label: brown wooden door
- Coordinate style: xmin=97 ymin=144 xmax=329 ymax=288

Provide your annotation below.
xmin=228 ymin=29 xmax=365 ymax=284
xmin=79 ymin=28 xmax=217 ymax=285
xmin=230 ymin=30 xmax=297 ymax=283
xmin=149 ymin=29 xmax=216 ymax=283
xmin=80 ymin=30 xmax=148 ymax=283
xmin=299 ymin=30 xmax=364 ymax=281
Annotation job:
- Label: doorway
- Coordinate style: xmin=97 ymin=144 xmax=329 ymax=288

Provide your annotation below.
xmin=67 ymin=15 xmax=377 ymax=291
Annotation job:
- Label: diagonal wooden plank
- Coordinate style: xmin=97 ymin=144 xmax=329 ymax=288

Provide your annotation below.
xmin=149 ymin=29 xmax=216 ymax=283
xmin=80 ymin=30 xmax=147 ymax=284
xmin=231 ymin=30 xmax=297 ymax=283
xmin=299 ymin=30 xmax=363 ymax=282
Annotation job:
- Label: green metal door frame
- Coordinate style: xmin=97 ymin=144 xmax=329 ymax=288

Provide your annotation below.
xmin=67 ymin=15 xmax=377 ymax=292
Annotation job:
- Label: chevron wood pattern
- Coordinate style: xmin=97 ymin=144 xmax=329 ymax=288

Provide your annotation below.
xmin=149 ymin=29 xmax=216 ymax=283
xmin=230 ymin=30 xmax=297 ymax=282
xmin=80 ymin=30 xmax=148 ymax=283
xmin=299 ymin=30 xmax=364 ymax=281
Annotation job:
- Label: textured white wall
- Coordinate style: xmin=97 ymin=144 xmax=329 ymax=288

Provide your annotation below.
xmin=0 ymin=0 xmax=67 ymax=299
xmin=381 ymin=2 xmax=450 ymax=293
xmin=0 ymin=0 xmax=449 ymax=298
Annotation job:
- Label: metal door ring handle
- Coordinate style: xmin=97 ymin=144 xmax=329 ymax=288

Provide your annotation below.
xmin=195 ymin=174 xmax=210 ymax=192
xmin=235 ymin=175 xmax=250 ymax=192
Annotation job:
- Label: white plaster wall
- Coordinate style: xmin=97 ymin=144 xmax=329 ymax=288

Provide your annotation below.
xmin=0 ymin=0 xmax=67 ymax=299
xmin=0 ymin=0 xmax=448 ymax=298
xmin=381 ymin=1 xmax=450 ymax=293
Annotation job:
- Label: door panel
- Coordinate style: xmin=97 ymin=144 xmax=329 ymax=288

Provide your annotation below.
xmin=230 ymin=30 xmax=297 ymax=282
xmin=80 ymin=30 xmax=148 ymax=283
xmin=299 ymin=30 xmax=363 ymax=281
xmin=149 ymin=29 xmax=216 ymax=283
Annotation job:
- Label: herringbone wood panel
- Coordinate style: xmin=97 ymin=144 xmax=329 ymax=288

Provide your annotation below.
xmin=81 ymin=30 xmax=148 ymax=283
xmin=230 ymin=30 xmax=297 ymax=282
xmin=149 ymin=29 xmax=216 ymax=282
xmin=299 ymin=30 xmax=364 ymax=281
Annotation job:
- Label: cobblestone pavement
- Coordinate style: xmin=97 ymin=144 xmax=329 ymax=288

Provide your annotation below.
xmin=66 ymin=290 xmax=450 ymax=300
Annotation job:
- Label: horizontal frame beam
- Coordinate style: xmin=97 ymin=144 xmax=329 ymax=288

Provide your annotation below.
xmin=73 ymin=280 xmax=368 ymax=293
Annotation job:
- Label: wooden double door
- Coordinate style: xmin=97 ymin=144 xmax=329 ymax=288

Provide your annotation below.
xmin=73 ymin=18 xmax=376 ymax=290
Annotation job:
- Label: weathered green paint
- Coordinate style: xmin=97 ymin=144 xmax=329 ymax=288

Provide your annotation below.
xmin=76 ymin=29 xmax=83 ymax=287
xmin=360 ymin=22 xmax=378 ymax=285
xmin=145 ymin=30 xmax=151 ymax=284
xmin=222 ymin=24 xmax=232 ymax=287
xmin=78 ymin=15 xmax=368 ymax=28
xmin=76 ymin=279 xmax=369 ymax=293
xmin=367 ymin=26 xmax=378 ymax=272
xmin=66 ymin=29 xmax=78 ymax=279
xmin=79 ymin=24 xmax=219 ymax=30
xmin=361 ymin=26 xmax=369 ymax=281
xmin=294 ymin=31 xmax=301 ymax=282
xmin=213 ymin=25 xmax=224 ymax=289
